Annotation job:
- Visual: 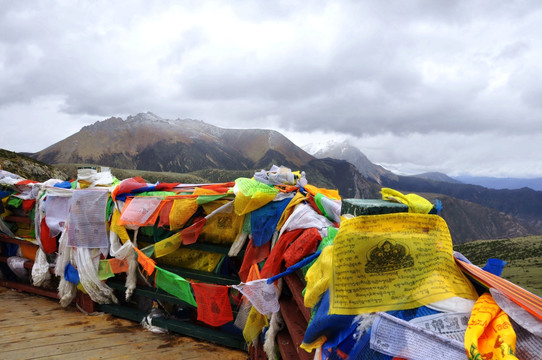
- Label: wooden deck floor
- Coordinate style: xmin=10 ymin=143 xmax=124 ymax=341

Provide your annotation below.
xmin=0 ymin=287 xmax=248 ymax=360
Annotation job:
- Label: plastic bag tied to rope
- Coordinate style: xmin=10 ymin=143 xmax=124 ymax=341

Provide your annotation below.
xmin=381 ymin=187 xmax=434 ymax=214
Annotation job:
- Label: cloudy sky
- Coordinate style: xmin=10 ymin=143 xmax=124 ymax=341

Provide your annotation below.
xmin=1 ymin=1 xmax=541 ymax=178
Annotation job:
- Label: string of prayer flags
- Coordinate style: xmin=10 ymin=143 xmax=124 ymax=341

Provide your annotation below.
xmin=134 ymin=246 xmax=156 ymax=276
xmin=232 ymin=279 xmax=280 ymax=316
xmin=155 ymin=267 xmax=197 ymax=307
xmin=192 ymin=282 xmax=233 ymax=327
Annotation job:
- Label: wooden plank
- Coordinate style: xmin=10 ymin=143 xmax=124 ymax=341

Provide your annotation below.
xmin=279 ymin=297 xmax=313 ymax=360
xmin=0 ymin=286 xmax=247 ymax=360
xmin=277 ymin=328 xmax=301 ymax=360
xmin=0 ymin=280 xmax=59 ymax=299
xmin=283 ymin=272 xmax=312 ymax=323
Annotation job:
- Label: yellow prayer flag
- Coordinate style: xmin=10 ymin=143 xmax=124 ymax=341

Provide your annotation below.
xmin=242 ymin=305 xmax=269 ymax=345
xmin=329 ymin=213 xmax=478 ymax=315
xmin=169 ymin=198 xmax=198 ymax=230
xmin=153 ymin=231 xmax=183 ymax=258
xmin=304 ymin=245 xmax=333 ymax=309
xmin=465 ymin=293 xmax=518 ymax=360
xmin=276 ymin=191 xmax=307 ymax=230
xmin=111 ymin=209 xmax=130 ymax=243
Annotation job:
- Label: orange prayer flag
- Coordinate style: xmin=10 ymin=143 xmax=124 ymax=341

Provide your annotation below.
xmin=134 ymin=247 xmax=156 ymax=276
xmin=109 ymin=258 xmax=130 ymax=273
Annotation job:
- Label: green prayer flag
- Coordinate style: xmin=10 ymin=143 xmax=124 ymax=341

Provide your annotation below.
xmin=140 ymin=244 xmax=155 ymax=258
xmin=155 ymin=267 xmax=197 ymax=307
xmin=98 ymin=260 xmax=115 ymax=281
xmin=196 ymin=194 xmax=227 ymax=205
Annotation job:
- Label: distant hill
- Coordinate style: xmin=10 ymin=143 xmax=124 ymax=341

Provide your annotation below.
xmin=412 ymin=172 xmax=462 ymax=184
xmin=31 ymin=113 xmax=380 ymax=200
xmin=419 ymin=192 xmax=538 ymax=244
xmin=453 ymin=175 xmax=542 ymax=191
xmin=381 ymin=174 xmax=542 ymax=234
xmin=27 ymin=114 xmax=541 ymax=242
xmin=0 ymin=149 xmax=67 ymax=182
xmin=34 ymin=112 xmax=313 ymax=172
xmin=302 ymin=140 xmax=394 ymax=184
xmin=306 ymin=140 xmax=542 ymax=239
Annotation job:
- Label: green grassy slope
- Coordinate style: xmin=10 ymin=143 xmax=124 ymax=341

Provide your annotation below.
xmin=454 ymin=235 xmax=542 ymax=298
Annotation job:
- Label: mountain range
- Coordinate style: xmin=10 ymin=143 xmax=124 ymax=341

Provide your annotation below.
xmin=17 ymin=112 xmax=542 ymax=243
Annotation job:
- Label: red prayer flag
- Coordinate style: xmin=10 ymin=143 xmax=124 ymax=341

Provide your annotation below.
xmin=283 ymin=227 xmax=321 ymax=268
xmin=180 ymin=218 xmax=206 ymax=245
xmin=260 ymin=228 xmax=303 ymax=279
xmin=40 ymin=217 xmax=57 ymax=254
xmin=239 ymin=238 xmax=270 ymax=282
xmin=192 ymin=282 xmax=234 ymax=327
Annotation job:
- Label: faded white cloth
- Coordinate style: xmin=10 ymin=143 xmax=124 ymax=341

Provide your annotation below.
xmin=75 ymin=247 xmax=117 ymax=304
xmin=0 ymin=170 xmax=24 ymax=185
xmin=370 ymin=312 xmax=465 ymax=360
xmin=232 ymin=279 xmax=280 ymax=316
xmin=31 ymin=248 xmax=51 ymax=287
xmin=7 ymin=256 xmax=30 ymax=282
xmin=44 ymin=196 xmax=71 ymax=237
xmin=278 ymin=203 xmax=333 ymax=239
xmin=67 ymin=189 xmax=109 ymax=250
xmin=490 ymin=288 xmax=542 ymax=338
xmin=77 ymin=168 xmax=115 ymax=187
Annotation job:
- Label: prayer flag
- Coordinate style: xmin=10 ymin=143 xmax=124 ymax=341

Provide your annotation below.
xmin=134 ymin=247 xmax=156 ymax=276
xmin=155 ymin=267 xmax=197 ymax=307
xmin=40 ymin=217 xmax=57 ymax=254
xmin=232 ymin=279 xmax=280 ymax=316
xmin=192 ymin=282 xmax=233 ymax=327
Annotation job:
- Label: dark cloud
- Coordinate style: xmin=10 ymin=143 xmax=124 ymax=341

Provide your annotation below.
xmin=1 ymin=0 xmax=542 ymax=177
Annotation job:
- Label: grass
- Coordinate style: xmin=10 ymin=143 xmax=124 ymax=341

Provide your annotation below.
xmin=454 ymin=235 xmax=542 ymax=298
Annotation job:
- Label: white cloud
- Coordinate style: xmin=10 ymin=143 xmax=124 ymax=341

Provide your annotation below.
xmin=1 ymin=0 xmax=542 ymax=177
